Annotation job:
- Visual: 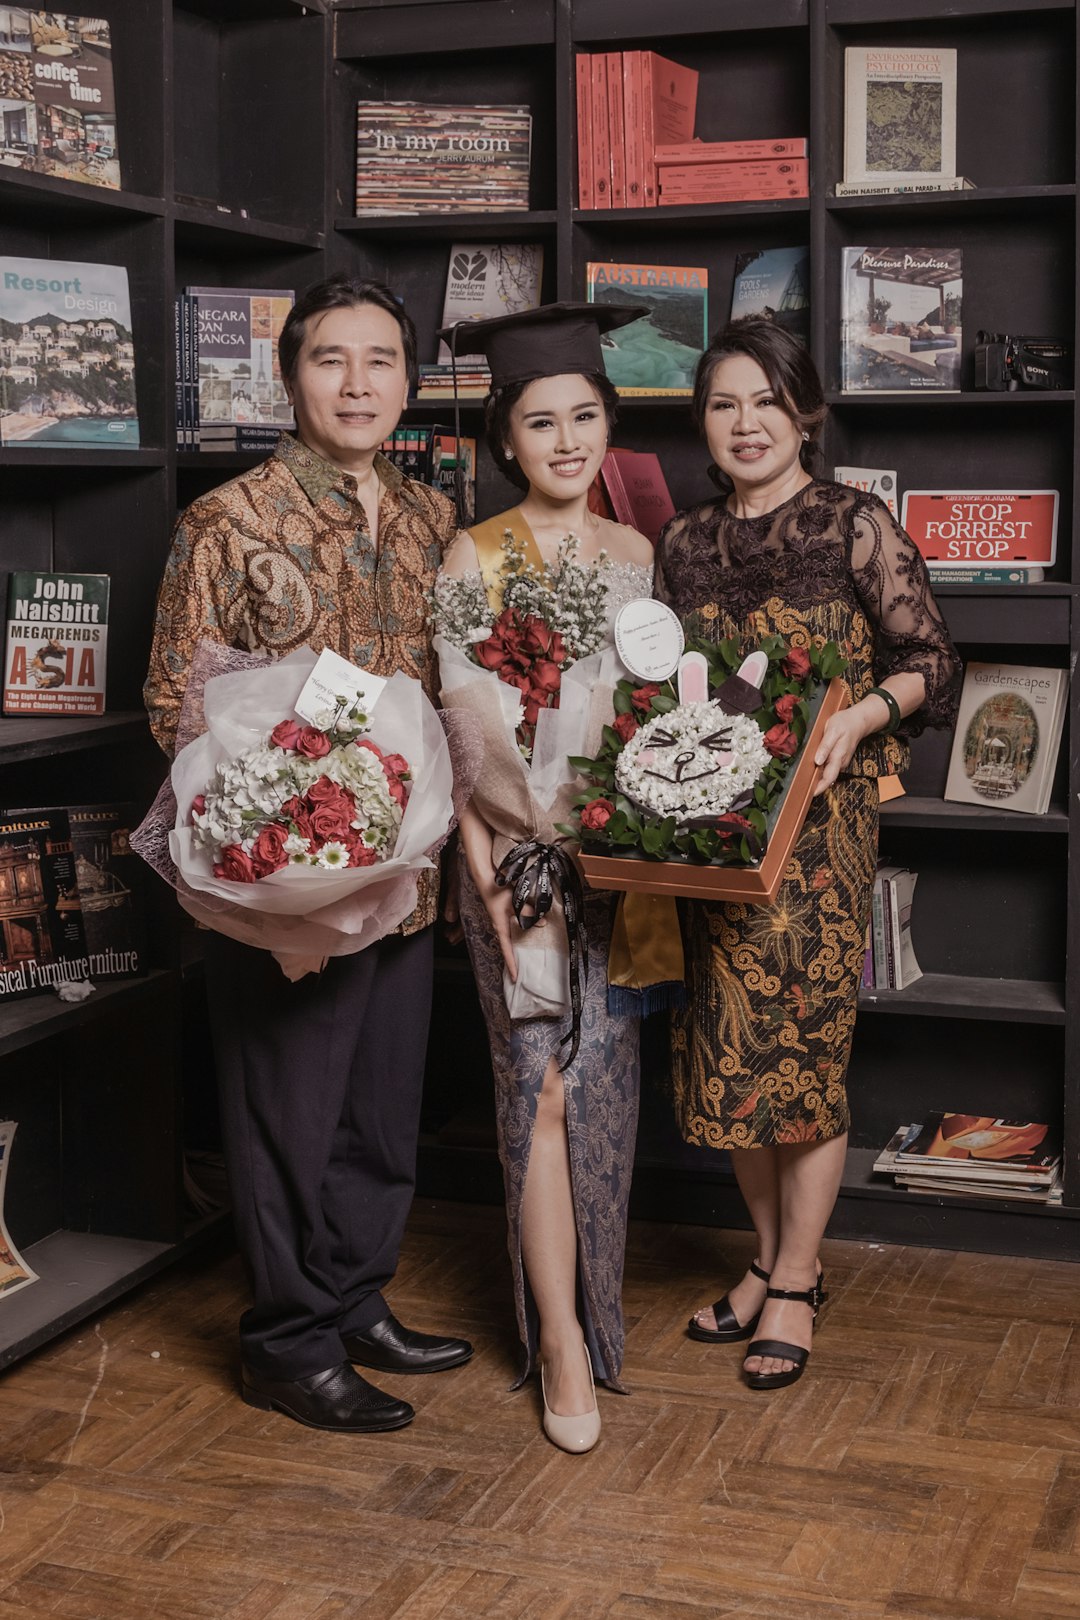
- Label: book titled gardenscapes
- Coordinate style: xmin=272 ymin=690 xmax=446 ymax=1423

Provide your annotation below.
xmin=0 ymin=255 xmax=139 ymax=446
xmin=586 ymin=260 xmax=707 ymax=395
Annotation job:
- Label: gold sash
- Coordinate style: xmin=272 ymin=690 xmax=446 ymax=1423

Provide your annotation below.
xmin=468 ymin=506 xmax=545 ymax=616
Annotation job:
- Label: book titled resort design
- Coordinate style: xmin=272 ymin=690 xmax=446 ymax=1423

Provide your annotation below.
xmin=0 ymin=11 xmax=119 ymax=192
xmin=355 ymin=102 xmax=532 ymax=215
xmin=2 ymin=570 xmax=109 ymax=716
xmin=841 ymin=246 xmax=962 ymax=392
xmin=729 ymin=247 xmax=809 ymax=347
xmin=844 ymin=46 xmax=957 ymax=185
xmin=0 ymin=255 xmax=138 ymax=446
xmin=586 ymin=261 xmax=707 ymax=395
xmin=944 ymin=662 xmax=1069 ymax=816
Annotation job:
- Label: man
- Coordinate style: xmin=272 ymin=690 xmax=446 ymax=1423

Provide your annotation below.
xmin=145 ymin=276 xmax=471 ymax=1433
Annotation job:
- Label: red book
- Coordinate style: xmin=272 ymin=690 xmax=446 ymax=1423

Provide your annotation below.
xmin=591 ymin=54 xmax=610 ymax=208
xmin=587 ymin=470 xmax=615 ymax=521
xmin=576 ymin=54 xmax=594 ymax=210
xmin=600 ymin=448 xmax=676 ymax=544
xmin=641 ymin=52 xmax=698 ymax=207
xmin=659 ymin=184 xmax=808 ymax=205
xmin=654 ymin=137 xmax=808 ymax=164
xmin=658 ymin=157 xmax=808 ymax=189
xmin=623 ymin=51 xmax=644 ymax=206
xmin=606 ymin=53 xmax=626 ymax=207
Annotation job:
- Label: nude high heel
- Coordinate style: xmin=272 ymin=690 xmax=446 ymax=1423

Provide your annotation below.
xmin=541 ymin=1343 xmax=601 ymax=1454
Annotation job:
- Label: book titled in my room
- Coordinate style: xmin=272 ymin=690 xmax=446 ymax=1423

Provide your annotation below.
xmin=2 ymin=570 xmax=108 ymax=717
xmin=841 ymin=247 xmax=962 ymax=393
xmin=355 ymin=103 xmax=531 ymax=215
xmin=586 ymin=261 xmax=706 ymax=395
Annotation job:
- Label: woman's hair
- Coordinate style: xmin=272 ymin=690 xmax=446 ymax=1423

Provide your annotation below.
xmin=691 ymin=317 xmax=828 ymax=488
xmin=484 ymin=371 xmax=620 ymax=492
xmin=278 ymin=274 xmax=418 ymax=391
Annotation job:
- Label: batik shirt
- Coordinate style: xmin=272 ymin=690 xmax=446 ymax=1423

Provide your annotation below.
xmin=144 ymin=432 xmax=458 ymax=931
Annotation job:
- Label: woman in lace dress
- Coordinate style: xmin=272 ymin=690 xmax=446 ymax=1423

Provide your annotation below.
xmin=654 ymin=318 xmax=960 ymax=1390
xmin=438 ymin=304 xmax=653 ymax=1451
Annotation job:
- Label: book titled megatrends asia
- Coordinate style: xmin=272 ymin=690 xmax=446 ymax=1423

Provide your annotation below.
xmin=3 ymin=570 xmax=109 ymax=717
xmin=586 ymin=261 xmax=707 ymax=395
xmin=355 ymin=102 xmax=532 ymax=215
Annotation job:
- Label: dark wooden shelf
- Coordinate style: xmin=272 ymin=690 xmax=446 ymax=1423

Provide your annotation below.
xmin=177 ymin=0 xmax=320 ymax=18
xmin=336 ymin=210 xmax=557 ymax=241
xmin=173 ymin=202 xmax=324 ymax=252
xmin=930 ymin=582 xmax=1073 ymax=598
xmin=0 ymin=710 xmax=148 ymax=766
xmin=0 ymin=168 xmax=165 ymax=223
xmin=574 ymin=0 xmax=807 ymax=37
xmin=0 ymin=448 xmax=166 ymax=470
xmin=176 ymin=451 xmax=268 ymax=470
xmin=827 ymin=0 xmax=1073 ymax=22
xmin=859 ymin=974 xmax=1066 ymax=1025
xmin=0 ymin=970 xmax=172 ymax=1060
xmin=880 ymin=796 xmax=1069 ymax=833
xmin=575 ymin=198 xmax=810 ymax=231
xmin=826 ymin=391 xmax=1075 ymax=407
xmin=827 ymin=183 xmax=1076 ymax=218
xmin=335 ymin=2 xmax=554 ymax=57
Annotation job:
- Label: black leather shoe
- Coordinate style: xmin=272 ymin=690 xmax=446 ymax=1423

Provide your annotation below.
xmin=241 ymin=1360 xmax=413 ymax=1432
xmin=342 ymin=1312 xmax=473 ymax=1375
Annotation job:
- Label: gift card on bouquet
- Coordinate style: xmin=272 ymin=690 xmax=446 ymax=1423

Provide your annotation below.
xmin=293 ymin=648 xmax=387 ymax=726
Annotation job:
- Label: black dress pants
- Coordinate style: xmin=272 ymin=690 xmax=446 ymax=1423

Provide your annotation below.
xmin=203 ymin=926 xmax=434 ymax=1379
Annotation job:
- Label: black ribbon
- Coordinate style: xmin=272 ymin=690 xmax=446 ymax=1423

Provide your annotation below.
xmin=494 ymin=836 xmax=589 ymax=1070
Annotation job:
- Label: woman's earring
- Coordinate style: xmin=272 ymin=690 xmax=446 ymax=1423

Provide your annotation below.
xmin=504 ymin=448 xmax=514 ymax=461
xmin=802 ymin=431 xmax=810 ymax=441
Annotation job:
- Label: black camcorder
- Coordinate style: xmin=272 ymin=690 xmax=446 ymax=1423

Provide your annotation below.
xmin=974 ymin=331 xmax=1074 ymax=391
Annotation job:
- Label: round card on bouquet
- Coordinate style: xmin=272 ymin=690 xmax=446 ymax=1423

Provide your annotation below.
xmin=614 ymin=599 xmax=685 ymax=682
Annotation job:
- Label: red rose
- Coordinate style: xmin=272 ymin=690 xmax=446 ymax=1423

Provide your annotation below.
xmin=630 ymin=683 xmax=662 ymax=714
xmin=349 ymin=840 xmax=378 ymax=868
xmin=251 ymin=822 xmax=290 ymax=876
xmin=190 ymin=794 xmax=206 ymax=819
xmin=782 ymin=646 xmax=811 ymax=681
xmin=774 ymin=693 xmax=799 ymax=724
xmin=713 ymin=813 xmax=753 ymax=838
xmin=580 ymin=798 xmax=614 ymax=831
xmin=306 ymin=774 xmax=347 ymax=806
xmin=382 ymin=753 xmax=410 ymax=779
xmin=213 ymin=844 xmax=256 ymax=883
xmin=531 ymin=660 xmax=562 ymax=697
xmin=270 ymin=719 xmax=301 ymax=750
xmin=613 ymin=712 xmax=639 ymax=744
xmin=286 ymin=803 xmax=314 ymax=842
xmin=295 ymin=726 xmax=331 ymax=759
xmin=763 ymin=723 xmax=799 ymax=758
xmin=309 ymin=802 xmax=352 ymax=844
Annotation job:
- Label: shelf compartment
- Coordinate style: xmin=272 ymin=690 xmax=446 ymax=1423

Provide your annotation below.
xmin=827 ymin=0 xmax=1074 ymax=23
xmin=574 ymin=0 xmax=807 ymax=39
xmin=0 ymin=968 xmax=170 ymax=1059
xmin=174 ymin=202 xmax=324 ymax=252
xmin=0 ymin=448 xmax=166 ymax=469
xmin=335 ymin=2 xmax=555 ymax=57
xmin=0 ymin=170 xmax=165 ymax=223
xmin=0 ymin=711 xmax=149 ymax=767
xmin=827 ymin=392 xmax=1076 ymax=407
xmin=336 ymin=210 xmax=557 ymax=242
xmin=575 ymin=199 xmax=811 ymax=232
xmin=880 ymin=796 xmax=1069 ymax=833
xmin=858 ymin=974 xmax=1065 ymax=1024
xmin=827 ymin=183 xmax=1076 ymax=219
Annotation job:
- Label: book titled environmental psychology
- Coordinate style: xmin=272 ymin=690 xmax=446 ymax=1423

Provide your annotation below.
xmin=586 ymin=261 xmax=707 ymax=395
xmin=841 ymin=246 xmax=962 ymax=393
xmin=2 ymin=570 xmax=108 ymax=717
xmin=944 ymin=662 xmax=1069 ymax=817
xmin=436 ymin=244 xmax=543 ymax=365
xmin=0 ymin=11 xmax=119 ymax=192
xmin=730 ymin=247 xmax=809 ymax=347
xmin=900 ymin=490 xmax=1059 ymax=573
xmin=834 ymin=466 xmax=899 ymax=519
xmin=843 ymin=46 xmax=957 ymax=185
xmin=355 ymin=102 xmax=531 ymax=215
xmin=0 ymin=809 xmax=89 ymax=1000
xmin=0 ymin=1121 xmax=37 ymax=1300
xmin=0 ymin=255 xmax=139 ymax=446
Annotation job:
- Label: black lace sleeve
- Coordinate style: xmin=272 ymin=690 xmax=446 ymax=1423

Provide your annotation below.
xmin=845 ymin=492 xmax=962 ymax=735
xmin=652 ymin=513 xmax=682 ymax=609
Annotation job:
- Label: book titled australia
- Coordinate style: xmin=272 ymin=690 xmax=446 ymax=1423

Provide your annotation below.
xmin=841 ymin=246 xmax=962 ymax=393
xmin=844 ymin=47 xmax=957 ymax=185
xmin=0 ymin=11 xmax=119 ymax=192
xmin=944 ymin=662 xmax=1069 ymax=816
xmin=3 ymin=570 xmax=108 ymax=717
xmin=0 ymin=809 xmax=88 ymax=1000
xmin=730 ymin=247 xmax=809 ymax=347
xmin=355 ymin=102 xmax=532 ymax=215
xmin=0 ymin=255 xmax=139 ymax=446
xmin=586 ymin=261 xmax=707 ymax=395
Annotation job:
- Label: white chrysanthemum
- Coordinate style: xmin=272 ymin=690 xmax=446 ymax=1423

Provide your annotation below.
xmin=283 ymin=833 xmax=310 ymax=857
xmin=315 ymin=841 xmax=350 ymax=868
xmin=615 ymin=701 xmax=770 ymax=824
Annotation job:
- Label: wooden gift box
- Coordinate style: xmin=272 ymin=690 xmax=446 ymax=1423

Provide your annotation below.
xmin=578 ymin=677 xmax=850 ymax=905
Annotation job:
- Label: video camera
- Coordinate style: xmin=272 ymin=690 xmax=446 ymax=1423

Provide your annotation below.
xmin=974 ymin=331 xmax=1074 ymax=391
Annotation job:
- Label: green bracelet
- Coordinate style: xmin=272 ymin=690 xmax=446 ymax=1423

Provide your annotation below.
xmin=868 ymin=685 xmax=901 ymax=733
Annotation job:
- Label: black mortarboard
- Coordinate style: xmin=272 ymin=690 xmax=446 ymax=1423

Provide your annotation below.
xmin=437 ymin=299 xmax=648 ymax=392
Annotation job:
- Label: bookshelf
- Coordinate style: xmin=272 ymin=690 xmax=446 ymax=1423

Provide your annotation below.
xmin=0 ymin=0 xmax=1075 ymax=1370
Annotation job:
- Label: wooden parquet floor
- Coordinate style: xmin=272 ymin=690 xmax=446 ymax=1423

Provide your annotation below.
xmin=2 ymin=1203 xmax=1080 ymax=1620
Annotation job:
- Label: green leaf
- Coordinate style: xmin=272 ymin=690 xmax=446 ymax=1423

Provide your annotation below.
xmin=567 ymin=755 xmax=598 ymax=772
xmin=650 ymin=693 xmax=678 ymax=714
xmin=602 ymin=724 xmax=623 ymax=752
xmin=612 ymin=687 xmax=633 ymax=715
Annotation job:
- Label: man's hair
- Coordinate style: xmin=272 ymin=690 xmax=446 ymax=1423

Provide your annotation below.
xmin=278 ymin=274 xmax=418 ymax=390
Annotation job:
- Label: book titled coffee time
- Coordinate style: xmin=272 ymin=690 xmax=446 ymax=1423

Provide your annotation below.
xmin=3 ymin=570 xmax=109 ymax=716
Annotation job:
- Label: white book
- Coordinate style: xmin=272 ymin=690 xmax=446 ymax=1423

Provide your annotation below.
xmin=885 ymin=867 xmax=922 ymax=991
xmin=437 ymin=243 xmax=544 ymax=365
xmin=834 ymin=177 xmax=974 ymax=197
xmin=844 ymin=47 xmax=957 ymax=185
xmin=834 ymin=465 xmax=898 ymax=518
xmin=945 ymin=663 xmax=1070 ymax=816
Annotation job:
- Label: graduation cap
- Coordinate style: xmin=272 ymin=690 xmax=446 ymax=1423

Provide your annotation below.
xmin=436 ymin=301 xmax=648 ymax=520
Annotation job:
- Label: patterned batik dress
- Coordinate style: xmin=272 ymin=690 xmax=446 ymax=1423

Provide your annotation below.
xmin=653 ymin=480 xmax=960 ymax=1151
xmin=452 ymin=519 xmax=652 ymax=1389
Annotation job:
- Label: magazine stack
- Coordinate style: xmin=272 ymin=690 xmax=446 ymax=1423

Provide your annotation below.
xmin=874 ymin=1114 xmax=1063 ymax=1205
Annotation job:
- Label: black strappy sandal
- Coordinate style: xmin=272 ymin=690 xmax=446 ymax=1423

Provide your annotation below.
xmin=687 ymin=1259 xmax=771 ymax=1344
xmin=743 ymin=1273 xmax=827 ymax=1390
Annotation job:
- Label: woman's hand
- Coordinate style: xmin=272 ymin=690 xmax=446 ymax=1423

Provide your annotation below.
xmin=457 ymin=802 xmax=518 ymax=980
xmin=812 ymin=706 xmax=876 ymax=795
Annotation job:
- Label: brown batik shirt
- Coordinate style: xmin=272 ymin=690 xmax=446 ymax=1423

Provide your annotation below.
xmin=144 ymin=432 xmax=458 ymax=932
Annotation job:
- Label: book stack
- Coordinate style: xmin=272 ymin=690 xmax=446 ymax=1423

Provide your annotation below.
xmin=175 ymin=287 xmax=295 ymax=452
xmin=379 ymin=425 xmax=476 ymax=524
xmin=415 ymin=362 xmax=489 ymax=400
xmin=657 ymin=139 xmax=808 ymax=206
xmin=355 ymin=103 xmax=532 ymax=216
xmin=874 ymin=1114 xmax=1063 ymax=1205
xmin=575 ymin=50 xmax=697 ymax=208
xmin=862 ymin=864 xmax=922 ymax=992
